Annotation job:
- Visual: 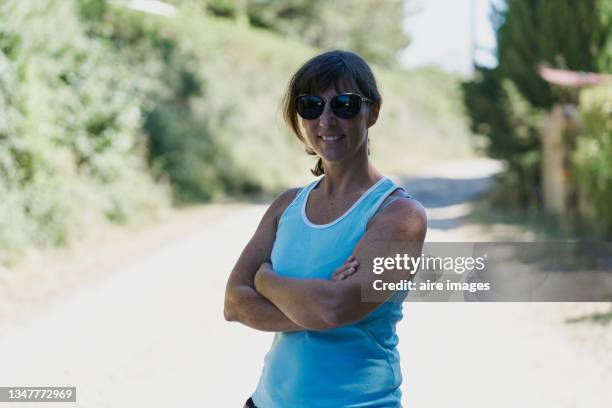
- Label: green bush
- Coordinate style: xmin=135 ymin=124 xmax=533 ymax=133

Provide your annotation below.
xmin=0 ymin=0 xmax=168 ymax=264
xmin=462 ymin=67 xmax=543 ymax=209
xmin=93 ymin=5 xmax=265 ymax=200
xmin=573 ymin=85 xmax=612 ymax=235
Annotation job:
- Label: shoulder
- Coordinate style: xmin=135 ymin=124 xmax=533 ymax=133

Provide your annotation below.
xmin=271 ymin=187 xmax=301 ymax=210
xmin=265 ymin=187 xmax=302 ymax=225
xmin=369 ymin=194 xmax=427 ymax=241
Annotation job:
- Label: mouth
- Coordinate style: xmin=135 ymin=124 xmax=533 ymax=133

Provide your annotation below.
xmin=319 ymin=134 xmax=344 ymax=142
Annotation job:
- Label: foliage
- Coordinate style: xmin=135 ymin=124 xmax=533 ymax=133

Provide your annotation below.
xmin=462 ymin=67 xmax=542 ymax=208
xmin=92 ymin=5 xmax=249 ymax=201
xmin=247 ymin=0 xmax=409 ymax=67
xmin=495 ymin=0 xmax=611 ymax=108
xmin=143 ymin=103 xmax=253 ymax=201
xmin=463 ymin=0 xmax=611 ymax=211
xmin=573 ymin=86 xmax=612 ymax=235
xmin=0 ymin=0 xmax=168 ymax=264
xmin=194 ymin=0 xmax=409 ymax=67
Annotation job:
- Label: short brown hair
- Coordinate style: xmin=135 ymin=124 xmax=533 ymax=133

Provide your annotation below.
xmin=283 ymin=50 xmax=382 ymax=176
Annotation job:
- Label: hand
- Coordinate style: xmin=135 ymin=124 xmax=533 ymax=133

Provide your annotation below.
xmin=331 ymin=255 xmax=359 ymax=282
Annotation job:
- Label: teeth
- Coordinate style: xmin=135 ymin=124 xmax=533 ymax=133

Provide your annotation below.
xmin=321 ymin=135 xmax=342 ymax=141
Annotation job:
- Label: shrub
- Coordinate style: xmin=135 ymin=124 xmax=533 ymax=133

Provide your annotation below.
xmin=0 ymin=0 xmax=168 ymax=264
xmin=573 ymin=85 xmax=612 ymax=235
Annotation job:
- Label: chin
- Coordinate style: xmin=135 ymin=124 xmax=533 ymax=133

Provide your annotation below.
xmin=318 ymin=152 xmax=351 ymax=164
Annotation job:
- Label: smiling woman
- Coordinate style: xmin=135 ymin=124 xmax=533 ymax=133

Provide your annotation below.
xmin=284 ymin=51 xmax=382 ymax=176
xmin=224 ymin=50 xmax=427 ymax=408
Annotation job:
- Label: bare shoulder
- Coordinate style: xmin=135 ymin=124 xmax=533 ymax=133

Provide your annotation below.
xmin=370 ymin=195 xmax=427 ymax=241
xmin=266 ymin=187 xmax=302 ymax=224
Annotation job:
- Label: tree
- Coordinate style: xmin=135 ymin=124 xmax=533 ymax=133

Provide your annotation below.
xmin=495 ymin=0 xmax=611 ymax=107
xmin=309 ymin=0 xmax=409 ymax=67
xmin=462 ymin=0 xmax=611 ymax=210
xmin=202 ymin=0 xmax=410 ymax=67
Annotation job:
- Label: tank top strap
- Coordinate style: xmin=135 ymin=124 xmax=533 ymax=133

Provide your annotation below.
xmin=359 ymin=178 xmax=410 ymax=226
xmin=369 ymin=186 xmax=412 ymax=222
xmin=288 ymin=176 xmax=323 ymax=208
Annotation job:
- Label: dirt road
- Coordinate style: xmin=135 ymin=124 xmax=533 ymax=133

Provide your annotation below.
xmin=1 ymin=159 xmax=610 ymax=407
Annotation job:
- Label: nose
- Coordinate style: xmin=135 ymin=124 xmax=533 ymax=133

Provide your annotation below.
xmin=318 ymin=101 xmax=336 ymax=128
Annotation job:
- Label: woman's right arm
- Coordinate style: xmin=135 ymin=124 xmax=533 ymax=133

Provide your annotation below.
xmin=223 ymin=188 xmax=305 ymax=332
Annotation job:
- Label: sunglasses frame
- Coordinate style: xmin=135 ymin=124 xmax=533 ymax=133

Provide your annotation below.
xmin=296 ymin=93 xmax=374 ymax=120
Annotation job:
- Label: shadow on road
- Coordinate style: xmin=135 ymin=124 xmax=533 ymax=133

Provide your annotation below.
xmin=400 ymin=175 xmax=496 ymax=231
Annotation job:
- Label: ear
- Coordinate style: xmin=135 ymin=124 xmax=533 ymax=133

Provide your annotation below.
xmin=367 ymin=103 xmax=380 ymax=127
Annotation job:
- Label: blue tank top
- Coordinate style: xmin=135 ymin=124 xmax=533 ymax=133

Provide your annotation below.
xmin=252 ymin=176 xmax=410 ymax=408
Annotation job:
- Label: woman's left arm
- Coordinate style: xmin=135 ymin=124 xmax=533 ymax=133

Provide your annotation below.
xmin=254 ymin=198 xmax=427 ymax=331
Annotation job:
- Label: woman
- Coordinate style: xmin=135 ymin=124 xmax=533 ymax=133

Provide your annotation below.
xmin=224 ymin=50 xmax=427 ymax=408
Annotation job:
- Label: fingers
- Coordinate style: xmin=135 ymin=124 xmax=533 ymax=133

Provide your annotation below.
xmin=334 ymin=261 xmax=358 ymax=275
xmin=342 ymin=256 xmax=356 ymax=268
xmin=331 ymin=259 xmax=359 ymax=282
xmin=331 ymin=255 xmax=358 ymax=280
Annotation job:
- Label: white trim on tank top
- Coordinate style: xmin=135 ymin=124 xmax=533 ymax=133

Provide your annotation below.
xmin=301 ymin=176 xmax=388 ymax=229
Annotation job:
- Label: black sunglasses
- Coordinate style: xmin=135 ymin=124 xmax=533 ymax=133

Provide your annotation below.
xmin=296 ymin=93 xmax=373 ymax=120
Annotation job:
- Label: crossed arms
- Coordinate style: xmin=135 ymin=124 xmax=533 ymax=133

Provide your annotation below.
xmin=223 ymin=188 xmax=427 ymax=332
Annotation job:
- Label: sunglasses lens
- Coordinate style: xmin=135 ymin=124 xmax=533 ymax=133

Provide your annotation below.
xmin=297 ymin=95 xmax=324 ymax=119
xmin=331 ymin=94 xmax=361 ymax=119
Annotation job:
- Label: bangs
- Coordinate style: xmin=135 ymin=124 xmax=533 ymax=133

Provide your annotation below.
xmin=295 ymin=59 xmax=362 ymax=96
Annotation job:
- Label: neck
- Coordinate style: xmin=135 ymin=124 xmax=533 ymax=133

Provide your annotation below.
xmin=318 ymin=153 xmax=383 ymax=196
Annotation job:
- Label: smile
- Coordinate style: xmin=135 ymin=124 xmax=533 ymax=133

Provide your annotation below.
xmin=319 ymin=134 xmax=344 ymax=142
